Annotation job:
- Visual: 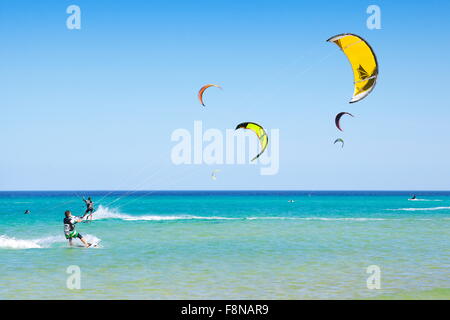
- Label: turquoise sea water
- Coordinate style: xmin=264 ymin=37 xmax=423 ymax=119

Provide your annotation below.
xmin=1 ymin=191 xmax=450 ymax=299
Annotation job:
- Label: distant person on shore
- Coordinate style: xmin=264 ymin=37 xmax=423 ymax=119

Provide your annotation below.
xmin=64 ymin=210 xmax=91 ymax=247
xmin=82 ymin=197 xmax=94 ymax=221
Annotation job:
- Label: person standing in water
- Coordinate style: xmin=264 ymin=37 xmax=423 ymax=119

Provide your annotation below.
xmin=82 ymin=197 xmax=95 ymax=220
xmin=64 ymin=210 xmax=90 ymax=247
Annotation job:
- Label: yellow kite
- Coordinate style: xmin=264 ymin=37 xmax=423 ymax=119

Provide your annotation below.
xmin=327 ymin=34 xmax=378 ymax=103
xmin=235 ymin=122 xmax=268 ymax=161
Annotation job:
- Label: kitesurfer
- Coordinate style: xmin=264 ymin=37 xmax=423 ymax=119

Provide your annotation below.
xmin=64 ymin=210 xmax=91 ymax=247
xmin=410 ymin=195 xmax=416 ymax=200
xmin=82 ymin=197 xmax=94 ymax=220
xmin=24 ymin=210 xmax=30 ymax=214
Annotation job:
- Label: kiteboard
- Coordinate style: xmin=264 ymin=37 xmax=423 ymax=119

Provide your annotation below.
xmin=71 ymin=241 xmax=100 ymax=248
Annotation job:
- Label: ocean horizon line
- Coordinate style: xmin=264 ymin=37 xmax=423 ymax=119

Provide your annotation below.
xmin=1 ymin=190 xmax=449 ymax=194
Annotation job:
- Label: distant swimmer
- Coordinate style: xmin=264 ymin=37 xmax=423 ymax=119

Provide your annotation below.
xmin=82 ymin=197 xmax=95 ymax=221
xmin=24 ymin=210 xmax=31 ymax=214
xmin=64 ymin=210 xmax=91 ymax=247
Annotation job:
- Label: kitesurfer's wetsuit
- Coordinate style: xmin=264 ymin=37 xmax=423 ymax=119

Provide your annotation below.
xmin=64 ymin=216 xmax=83 ymax=239
xmin=83 ymin=199 xmax=94 ymax=215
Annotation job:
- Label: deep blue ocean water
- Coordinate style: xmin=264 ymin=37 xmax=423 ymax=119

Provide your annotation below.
xmin=1 ymin=191 xmax=450 ymax=299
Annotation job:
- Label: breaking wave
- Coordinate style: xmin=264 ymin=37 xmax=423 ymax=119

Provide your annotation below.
xmin=92 ymin=206 xmax=392 ymax=222
xmin=387 ymin=206 xmax=450 ymax=212
xmin=92 ymin=205 xmax=238 ymax=221
xmin=0 ymin=234 xmax=101 ymax=250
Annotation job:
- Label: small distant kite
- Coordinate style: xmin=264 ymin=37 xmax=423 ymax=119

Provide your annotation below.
xmin=235 ymin=122 xmax=268 ymax=161
xmin=198 ymin=84 xmax=222 ymax=106
xmin=335 ymin=112 xmax=354 ymax=131
xmin=327 ymin=33 xmax=378 ymax=103
xmin=334 ymin=138 xmax=344 ymax=148
xmin=211 ymin=169 xmax=220 ymax=180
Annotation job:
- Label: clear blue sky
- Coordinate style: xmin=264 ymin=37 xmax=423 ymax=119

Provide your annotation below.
xmin=0 ymin=0 xmax=449 ymax=190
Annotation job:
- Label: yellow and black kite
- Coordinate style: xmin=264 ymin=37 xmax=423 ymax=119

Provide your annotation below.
xmin=327 ymin=33 xmax=378 ymax=103
xmin=235 ymin=122 xmax=268 ymax=161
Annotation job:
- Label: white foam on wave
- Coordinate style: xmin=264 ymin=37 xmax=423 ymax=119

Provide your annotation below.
xmin=91 ymin=205 xmax=131 ymax=220
xmin=299 ymin=217 xmax=386 ymax=221
xmin=246 ymin=217 xmax=387 ymax=221
xmin=0 ymin=235 xmax=42 ymax=249
xmin=92 ymin=205 xmax=239 ymax=221
xmin=0 ymin=234 xmax=101 ymax=250
xmin=408 ymin=199 xmax=442 ymax=202
xmin=92 ymin=206 xmax=393 ymax=222
xmin=124 ymin=216 xmax=238 ymax=221
xmin=387 ymin=206 xmax=450 ymax=211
